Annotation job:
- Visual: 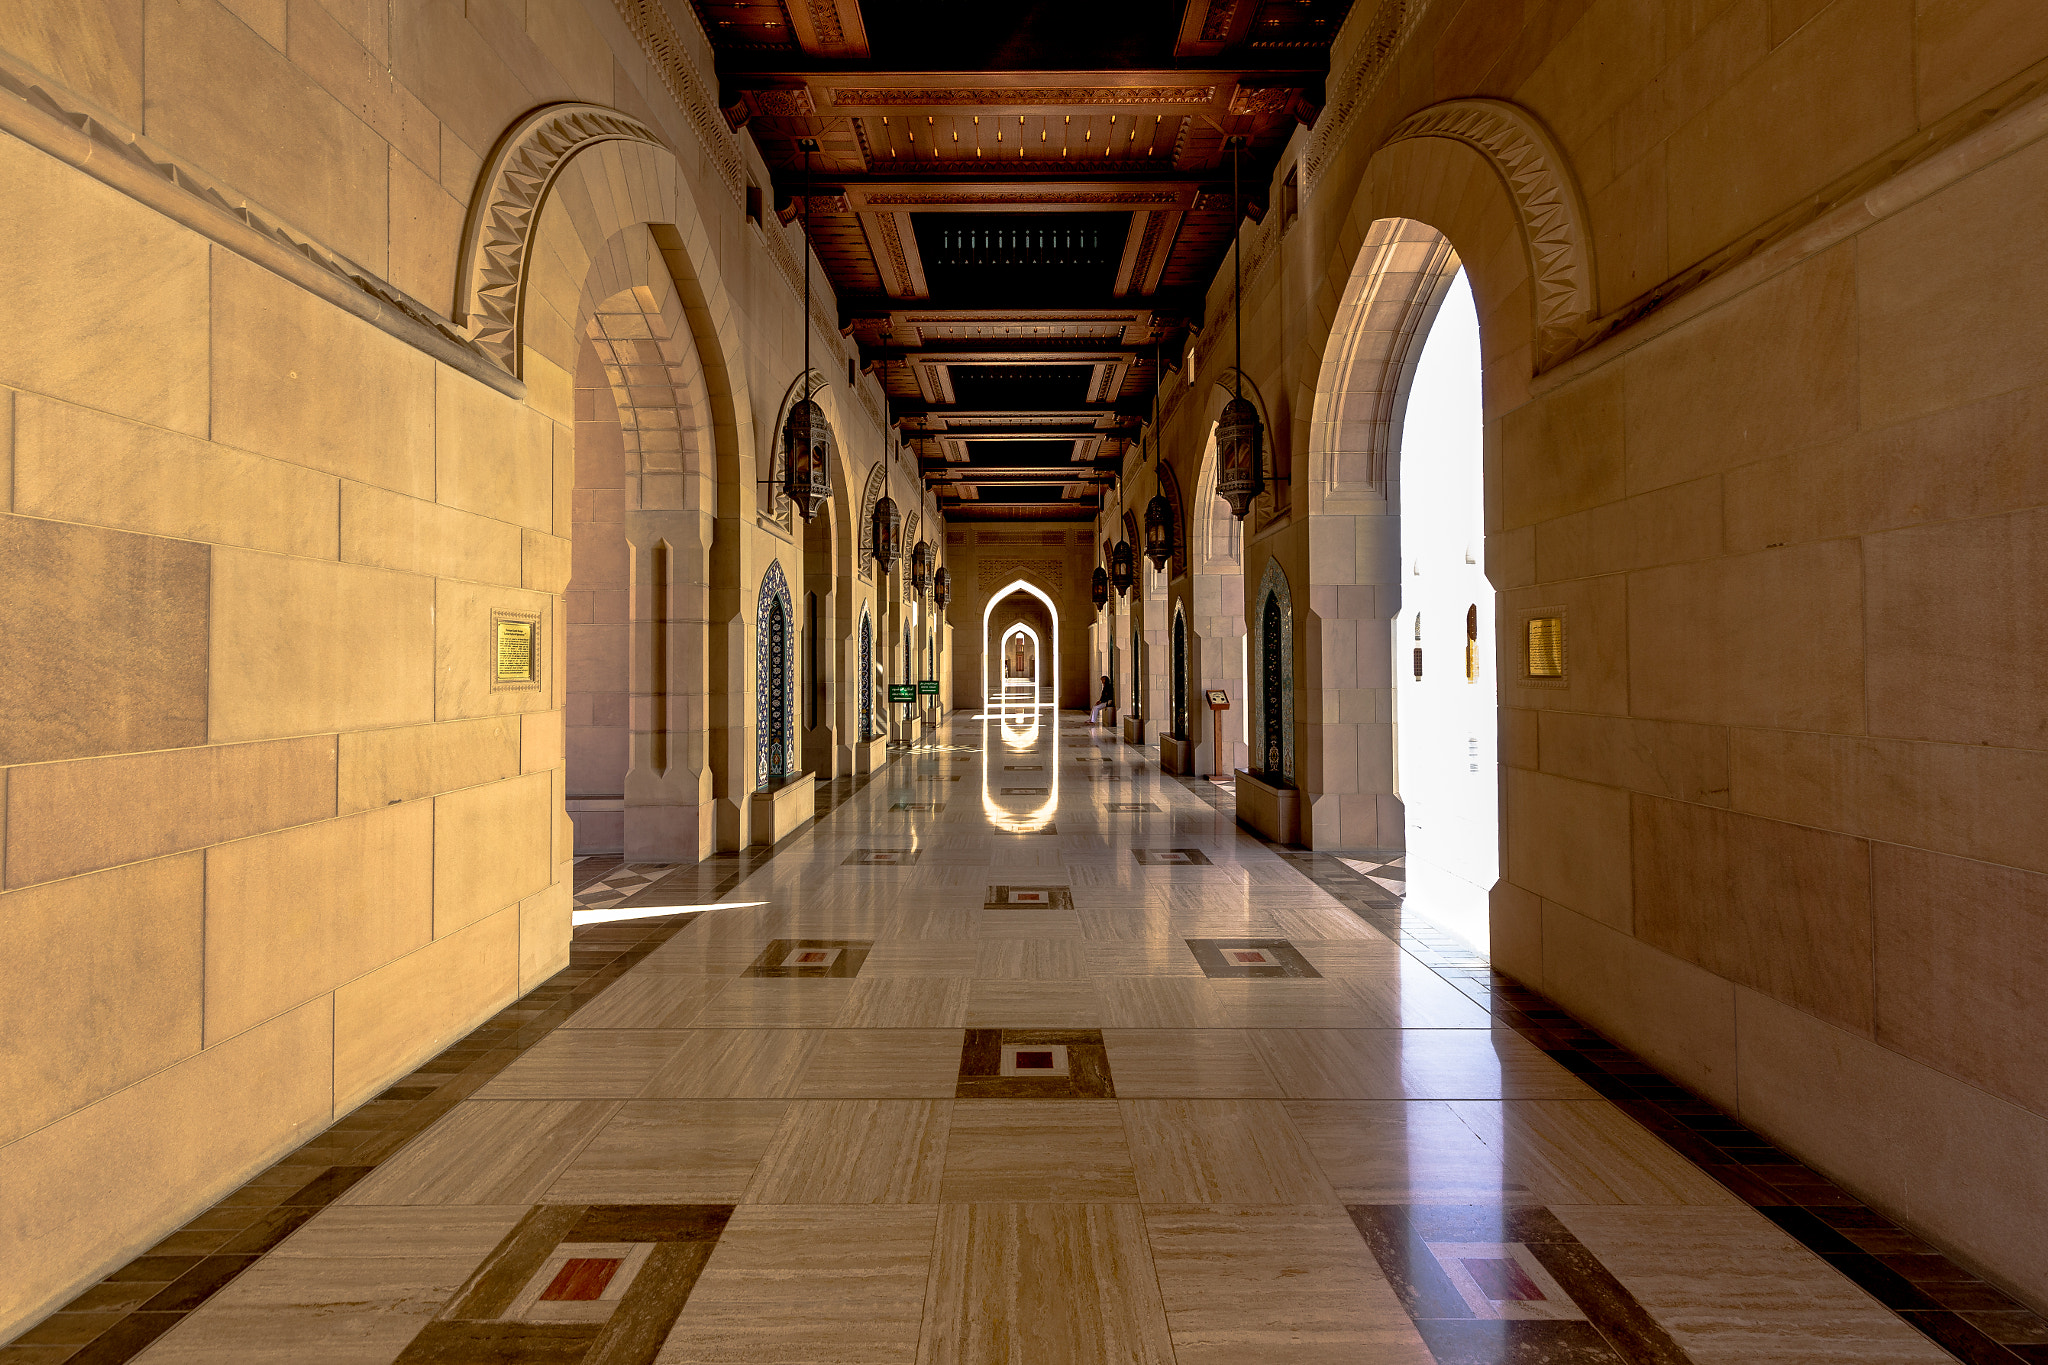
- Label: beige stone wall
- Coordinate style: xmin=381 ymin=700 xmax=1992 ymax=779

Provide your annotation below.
xmin=1144 ymin=0 xmax=2048 ymax=1309
xmin=0 ymin=0 xmax=902 ymax=1334
xmin=941 ymin=526 xmax=1100 ymax=712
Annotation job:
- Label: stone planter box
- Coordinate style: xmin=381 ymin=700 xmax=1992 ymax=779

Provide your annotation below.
xmin=1121 ymin=715 xmax=1146 ymax=745
xmin=854 ymin=734 xmax=891 ymax=775
xmin=1234 ymin=768 xmax=1300 ymax=845
xmin=1158 ymin=734 xmax=1194 ymax=774
xmin=749 ymin=772 xmax=816 ymax=846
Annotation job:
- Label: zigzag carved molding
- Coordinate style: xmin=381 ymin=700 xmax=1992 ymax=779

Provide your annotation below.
xmin=1381 ymin=98 xmax=1597 ymax=371
xmin=454 ymin=103 xmax=668 ymax=377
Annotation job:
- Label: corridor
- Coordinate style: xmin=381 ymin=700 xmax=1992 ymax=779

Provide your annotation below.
xmin=16 ymin=714 xmax=2003 ymax=1365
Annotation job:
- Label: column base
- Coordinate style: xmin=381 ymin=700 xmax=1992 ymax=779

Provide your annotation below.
xmin=748 ymin=772 xmax=816 ymax=847
xmin=1234 ymin=769 xmax=1301 ymax=845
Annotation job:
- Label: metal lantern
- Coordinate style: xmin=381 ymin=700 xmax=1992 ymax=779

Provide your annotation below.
xmin=1215 ymin=395 xmax=1264 ymax=519
xmin=782 ymin=397 xmax=835 ymax=522
xmin=1110 ymin=539 xmax=1136 ymax=597
xmin=1090 ymin=566 xmax=1109 ymax=612
xmin=932 ymin=564 xmax=951 ymax=611
xmin=910 ymin=540 xmax=933 ymax=596
xmin=1143 ymin=490 xmax=1173 ymax=571
xmin=872 ymin=493 xmax=902 ymax=576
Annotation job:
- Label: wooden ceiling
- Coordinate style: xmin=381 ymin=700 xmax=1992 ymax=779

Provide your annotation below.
xmin=696 ymin=0 xmax=1354 ymax=519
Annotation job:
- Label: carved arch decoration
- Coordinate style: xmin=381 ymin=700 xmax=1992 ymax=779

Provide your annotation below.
xmin=902 ymin=509 xmax=921 ymax=602
xmin=1157 ymin=461 xmax=1188 ymax=582
xmin=454 ymin=102 xmax=671 ymax=377
xmin=1378 ymin=98 xmax=1597 ymax=372
xmin=855 ymin=463 xmax=886 ymax=582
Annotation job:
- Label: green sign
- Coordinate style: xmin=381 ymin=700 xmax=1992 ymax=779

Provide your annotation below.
xmin=918 ymin=679 xmax=940 ymax=695
xmin=888 ymin=683 xmax=917 ymax=703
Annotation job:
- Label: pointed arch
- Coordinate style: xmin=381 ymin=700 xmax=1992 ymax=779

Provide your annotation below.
xmin=980 ymin=577 xmax=1062 ymax=709
xmin=755 ymin=559 xmax=795 ymax=787
xmin=1250 ymin=557 xmax=1294 ymax=783
xmin=855 ymin=462 xmax=885 ymax=582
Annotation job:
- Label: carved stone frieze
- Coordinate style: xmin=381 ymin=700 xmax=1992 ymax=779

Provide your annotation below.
xmin=866 ymin=190 xmax=1180 ymax=206
xmin=832 ymin=86 xmax=1216 ymax=107
xmin=978 ymin=558 xmax=1067 ymax=593
xmin=454 ymin=103 xmax=669 ymax=376
xmin=611 ymin=0 xmax=745 ymax=199
xmin=1382 ymin=98 xmax=1598 ymax=369
xmin=1304 ymin=0 xmax=1428 ymax=187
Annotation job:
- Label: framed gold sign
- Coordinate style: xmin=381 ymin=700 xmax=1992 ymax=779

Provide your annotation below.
xmin=1523 ymin=612 xmax=1566 ymax=683
xmin=491 ymin=609 xmax=542 ymax=691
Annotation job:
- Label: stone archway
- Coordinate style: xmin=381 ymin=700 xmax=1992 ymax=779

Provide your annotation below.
xmin=1274 ymin=96 xmax=1596 ymax=853
xmin=459 ymin=102 xmax=767 ymax=855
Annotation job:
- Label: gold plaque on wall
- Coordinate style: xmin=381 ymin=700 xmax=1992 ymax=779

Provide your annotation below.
xmin=1526 ymin=616 xmax=1565 ymax=679
xmin=491 ymin=610 xmax=542 ymax=691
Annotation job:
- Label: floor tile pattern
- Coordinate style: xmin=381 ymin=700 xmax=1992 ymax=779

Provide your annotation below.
xmin=6 ymin=720 xmax=2036 ymax=1363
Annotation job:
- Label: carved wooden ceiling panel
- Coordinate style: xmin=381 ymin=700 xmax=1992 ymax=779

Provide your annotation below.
xmin=693 ymin=0 xmax=1354 ymax=517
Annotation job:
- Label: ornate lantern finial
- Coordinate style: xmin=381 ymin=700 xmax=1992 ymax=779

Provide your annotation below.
xmin=1090 ymin=566 xmax=1109 ymax=612
xmin=1215 ymin=395 xmax=1263 ymax=518
xmin=872 ymin=492 xmax=902 ymax=576
xmin=783 ymin=394 xmax=834 ymax=522
xmin=1144 ymin=490 xmax=1172 ymax=570
xmin=1110 ymin=539 xmax=1135 ymax=597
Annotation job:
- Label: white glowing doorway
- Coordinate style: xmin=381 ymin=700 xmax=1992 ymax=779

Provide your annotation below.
xmin=1393 ymin=269 xmax=1497 ymax=954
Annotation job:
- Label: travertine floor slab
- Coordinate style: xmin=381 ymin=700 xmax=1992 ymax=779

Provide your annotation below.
xmin=80 ymin=714 xmax=1998 ymax=1365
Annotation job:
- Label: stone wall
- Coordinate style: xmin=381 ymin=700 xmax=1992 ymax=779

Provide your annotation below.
xmin=0 ymin=0 xmax=914 ymax=1333
xmin=940 ymin=525 xmax=1101 ymax=711
xmin=1148 ymin=0 xmax=2048 ymax=1308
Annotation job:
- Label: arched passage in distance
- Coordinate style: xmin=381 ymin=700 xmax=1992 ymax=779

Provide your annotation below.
xmin=981 ymin=579 xmax=1060 ymax=710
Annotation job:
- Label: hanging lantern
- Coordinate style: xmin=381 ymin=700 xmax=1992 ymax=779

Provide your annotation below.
xmin=1215 ymin=395 xmax=1264 ymax=519
xmin=872 ymin=493 xmax=902 ymax=576
xmin=1143 ymin=490 xmax=1173 ymax=570
xmin=911 ymin=540 xmax=933 ymax=596
xmin=932 ymin=564 xmax=951 ymax=611
xmin=782 ymin=396 xmax=834 ymax=522
xmin=783 ymin=137 xmax=832 ymax=524
xmin=1110 ymin=539 xmax=1136 ymax=597
xmin=1217 ymin=136 xmax=1264 ymax=523
xmin=1090 ymin=566 xmax=1109 ymax=612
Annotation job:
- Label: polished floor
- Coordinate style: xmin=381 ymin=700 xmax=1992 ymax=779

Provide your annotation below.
xmin=9 ymin=711 xmax=2034 ymax=1364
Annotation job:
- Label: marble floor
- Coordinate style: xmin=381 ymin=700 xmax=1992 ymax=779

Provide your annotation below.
xmin=9 ymin=711 xmax=2038 ymax=1364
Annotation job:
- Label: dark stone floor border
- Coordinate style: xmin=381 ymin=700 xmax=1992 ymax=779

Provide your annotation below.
xmin=1160 ymin=762 xmax=2045 ymax=1365
xmin=0 ymin=759 xmax=914 ymax=1363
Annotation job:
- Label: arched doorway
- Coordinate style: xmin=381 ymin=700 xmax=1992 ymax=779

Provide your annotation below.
xmin=980 ymin=578 xmax=1060 ymax=710
xmin=756 ymin=561 xmax=795 ymax=787
xmin=1394 ymin=270 xmax=1495 ymax=950
xmin=857 ymin=604 xmax=874 ymax=743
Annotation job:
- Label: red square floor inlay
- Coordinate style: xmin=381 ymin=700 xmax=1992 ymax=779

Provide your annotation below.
xmin=790 ymin=951 xmax=831 ymax=964
xmin=541 ymin=1257 xmax=622 ymax=1302
xmin=1013 ymin=1051 xmax=1056 ymax=1069
xmin=1462 ymin=1257 xmax=1545 ymax=1302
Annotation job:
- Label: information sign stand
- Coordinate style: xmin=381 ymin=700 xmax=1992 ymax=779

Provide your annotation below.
xmin=1205 ymin=689 xmax=1230 ymax=778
